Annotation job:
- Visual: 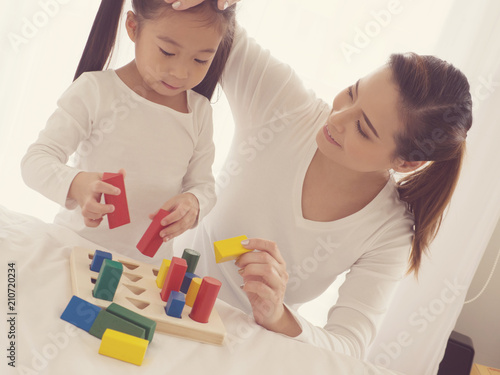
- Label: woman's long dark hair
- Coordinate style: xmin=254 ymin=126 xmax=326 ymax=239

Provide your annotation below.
xmin=390 ymin=53 xmax=473 ymax=275
xmin=74 ymin=0 xmax=236 ymax=100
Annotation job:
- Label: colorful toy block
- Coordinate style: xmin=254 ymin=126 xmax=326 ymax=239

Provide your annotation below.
xmin=136 ymin=209 xmax=170 ymax=257
xmin=103 ymin=172 xmax=130 ymax=229
xmin=180 ymin=272 xmax=199 ymax=294
xmin=160 ymin=257 xmax=187 ymax=302
xmin=93 ymin=259 xmax=123 ymax=301
xmin=89 ymin=310 xmax=145 ymax=339
xmin=165 ymin=291 xmax=185 ymax=318
xmin=190 ymin=277 xmax=221 ymax=323
xmin=181 ymin=248 xmax=201 ymax=274
xmin=99 ymin=329 xmax=149 ymax=366
xmin=60 ymin=295 xmax=102 ymax=332
xmin=185 ymin=277 xmax=202 ymax=307
xmin=106 ymin=303 xmax=156 ymax=343
xmin=214 ymin=235 xmax=251 ymax=263
xmin=90 ymin=250 xmax=112 ymax=272
xmin=155 ymin=259 xmax=171 ymax=289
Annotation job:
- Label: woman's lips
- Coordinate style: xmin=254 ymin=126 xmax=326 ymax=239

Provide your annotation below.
xmin=323 ymin=124 xmax=341 ymax=147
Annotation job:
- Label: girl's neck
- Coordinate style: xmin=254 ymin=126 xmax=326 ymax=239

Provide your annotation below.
xmin=116 ymin=61 xmax=188 ymax=113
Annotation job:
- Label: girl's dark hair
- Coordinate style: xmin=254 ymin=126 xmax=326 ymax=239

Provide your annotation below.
xmin=74 ymin=0 xmax=236 ymax=100
xmin=389 ymin=52 xmax=473 ymax=276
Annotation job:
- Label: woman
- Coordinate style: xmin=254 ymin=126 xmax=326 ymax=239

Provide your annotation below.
xmin=163 ymin=0 xmax=473 ymax=359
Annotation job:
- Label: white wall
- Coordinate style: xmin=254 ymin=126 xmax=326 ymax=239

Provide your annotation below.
xmin=454 ymin=218 xmax=500 ymax=368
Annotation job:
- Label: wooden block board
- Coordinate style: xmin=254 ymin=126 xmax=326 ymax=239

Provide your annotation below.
xmin=70 ymin=246 xmax=226 ymax=345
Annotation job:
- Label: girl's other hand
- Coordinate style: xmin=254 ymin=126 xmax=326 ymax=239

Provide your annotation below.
xmin=152 ymin=192 xmax=200 ymax=241
xmin=164 ymin=0 xmax=239 ymax=11
xmin=68 ymin=170 xmax=124 ymax=228
xmin=235 ymin=238 xmax=301 ymax=336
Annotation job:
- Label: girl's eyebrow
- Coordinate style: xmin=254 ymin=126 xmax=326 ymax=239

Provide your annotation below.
xmin=355 ymin=79 xmax=380 ymax=138
xmin=157 ymin=35 xmax=216 ymax=53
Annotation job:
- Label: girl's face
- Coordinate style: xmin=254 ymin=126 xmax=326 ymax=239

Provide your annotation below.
xmin=316 ymin=66 xmax=406 ymax=174
xmin=126 ymin=10 xmax=223 ymax=97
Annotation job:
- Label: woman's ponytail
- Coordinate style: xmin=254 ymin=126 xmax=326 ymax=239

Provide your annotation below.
xmin=397 ymin=147 xmax=465 ymax=274
xmin=389 ymin=52 xmax=472 ymax=276
xmin=74 ymin=0 xmax=125 ymax=81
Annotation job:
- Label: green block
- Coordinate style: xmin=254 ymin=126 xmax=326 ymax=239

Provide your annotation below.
xmin=182 ymin=248 xmax=201 ymax=274
xmin=93 ymin=259 xmax=123 ymax=301
xmin=106 ymin=303 xmax=157 ymax=342
xmin=89 ymin=310 xmax=146 ymax=340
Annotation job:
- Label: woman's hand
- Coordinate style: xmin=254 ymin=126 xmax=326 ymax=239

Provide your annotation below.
xmin=68 ymin=170 xmax=124 ymax=228
xmin=236 ymin=238 xmax=302 ymax=337
xmin=164 ymin=0 xmax=239 ymax=11
xmin=153 ymin=192 xmax=200 ymax=241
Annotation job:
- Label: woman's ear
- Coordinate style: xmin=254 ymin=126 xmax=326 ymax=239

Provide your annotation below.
xmin=393 ymin=158 xmax=427 ymax=173
xmin=125 ymin=11 xmax=139 ymax=42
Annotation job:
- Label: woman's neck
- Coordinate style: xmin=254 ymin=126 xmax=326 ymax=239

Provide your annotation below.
xmin=311 ymin=148 xmax=390 ymax=193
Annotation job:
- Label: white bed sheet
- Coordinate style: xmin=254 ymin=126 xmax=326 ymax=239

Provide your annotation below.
xmin=0 ymin=205 xmax=404 ymax=375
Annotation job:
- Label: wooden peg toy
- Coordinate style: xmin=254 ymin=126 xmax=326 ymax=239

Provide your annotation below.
xmin=103 ymin=172 xmax=130 ymax=229
xmin=181 ymin=248 xmax=200 ymax=274
xmin=214 ymin=235 xmax=251 ymax=263
xmin=155 ymin=259 xmax=171 ymax=289
xmin=93 ymin=259 xmax=123 ymax=301
xmin=90 ymin=250 xmax=112 ymax=272
xmin=190 ymin=277 xmax=221 ymax=323
xmin=160 ymin=257 xmax=187 ymax=302
xmin=60 ymin=295 xmax=102 ymax=332
xmin=136 ymin=209 xmax=170 ymax=257
xmin=99 ymin=329 xmax=149 ymax=366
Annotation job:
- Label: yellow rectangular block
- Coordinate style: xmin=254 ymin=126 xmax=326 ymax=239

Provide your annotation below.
xmin=155 ymin=259 xmax=171 ymax=288
xmin=185 ymin=277 xmax=202 ymax=307
xmin=99 ymin=329 xmax=149 ymax=366
xmin=214 ymin=235 xmax=250 ymax=263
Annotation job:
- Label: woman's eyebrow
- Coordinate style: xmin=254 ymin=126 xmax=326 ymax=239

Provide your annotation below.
xmin=355 ymin=79 xmax=380 ymax=138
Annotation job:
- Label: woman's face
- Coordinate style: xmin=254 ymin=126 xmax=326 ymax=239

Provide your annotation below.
xmin=316 ymin=65 xmax=405 ymax=174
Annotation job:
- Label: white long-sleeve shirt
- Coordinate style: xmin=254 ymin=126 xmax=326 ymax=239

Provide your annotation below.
xmin=22 ymin=70 xmax=216 ymax=262
xmin=174 ymin=26 xmax=414 ymax=359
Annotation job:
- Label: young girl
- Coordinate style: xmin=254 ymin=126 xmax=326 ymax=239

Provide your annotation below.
xmin=168 ymin=0 xmax=473 ymax=359
xmin=21 ymin=0 xmax=236 ymax=261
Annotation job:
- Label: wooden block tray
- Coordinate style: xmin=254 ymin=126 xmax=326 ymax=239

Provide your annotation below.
xmin=69 ymin=246 xmax=226 ymax=345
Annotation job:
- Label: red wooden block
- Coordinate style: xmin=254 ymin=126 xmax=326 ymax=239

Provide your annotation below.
xmin=103 ymin=173 xmax=130 ymax=229
xmin=189 ymin=277 xmax=221 ymax=323
xmin=136 ymin=209 xmax=170 ymax=257
xmin=160 ymin=257 xmax=187 ymax=302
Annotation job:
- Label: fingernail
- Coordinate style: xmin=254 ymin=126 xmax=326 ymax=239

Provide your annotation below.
xmin=239 ymin=283 xmax=245 ymax=289
xmin=223 ymin=1 xmax=229 ymax=10
xmin=163 ymin=237 xmax=170 ymax=242
xmin=172 ymin=1 xmax=181 ymax=9
xmin=238 ymin=268 xmax=244 ymax=274
xmin=115 ymin=188 xmax=121 ymax=195
xmin=241 ymin=239 xmax=249 ymax=246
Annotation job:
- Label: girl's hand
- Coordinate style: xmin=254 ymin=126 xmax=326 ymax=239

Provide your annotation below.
xmin=236 ymin=238 xmax=301 ymax=336
xmin=152 ymin=193 xmax=200 ymax=241
xmin=164 ymin=0 xmax=239 ymax=11
xmin=68 ymin=170 xmax=125 ymax=228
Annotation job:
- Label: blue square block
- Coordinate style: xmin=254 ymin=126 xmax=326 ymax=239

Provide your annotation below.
xmin=60 ymin=295 xmax=102 ymax=332
xmin=90 ymin=250 xmax=112 ymax=272
xmin=165 ymin=291 xmax=185 ymax=319
xmin=180 ymin=272 xmax=199 ymax=294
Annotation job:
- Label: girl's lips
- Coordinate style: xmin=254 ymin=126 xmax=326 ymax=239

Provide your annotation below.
xmin=323 ymin=124 xmax=341 ymax=147
xmin=161 ymin=81 xmax=181 ymax=90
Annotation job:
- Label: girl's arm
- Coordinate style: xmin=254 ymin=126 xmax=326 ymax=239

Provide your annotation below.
xmin=21 ymin=74 xmax=118 ymax=223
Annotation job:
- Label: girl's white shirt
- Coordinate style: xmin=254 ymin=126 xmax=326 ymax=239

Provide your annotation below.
xmin=22 ymin=70 xmax=216 ymax=262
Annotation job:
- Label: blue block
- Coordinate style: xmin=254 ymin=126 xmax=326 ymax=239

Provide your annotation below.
xmin=90 ymin=250 xmax=112 ymax=272
xmin=180 ymin=272 xmax=198 ymax=294
xmin=60 ymin=295 xmax=102 ymax=332
xmin=165 ymin=291 xmax=185 ymax=318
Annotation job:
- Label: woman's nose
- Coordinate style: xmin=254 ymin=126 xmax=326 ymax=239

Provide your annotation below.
xmin=168 ymin=60 xmax=188 ymax=80
xmin=328 ymin=111 xmax=346 ymax=133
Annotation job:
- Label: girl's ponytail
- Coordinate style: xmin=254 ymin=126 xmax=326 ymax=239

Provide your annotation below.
xmin=389 ymin=53 xmax=472 ymax=276
xmin=397 ymin=148 xmax=465 ymax=274
xmin=74 ymin=0 xmax=125 ymax=81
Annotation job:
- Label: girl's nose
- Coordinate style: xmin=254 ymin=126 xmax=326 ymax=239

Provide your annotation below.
xmin=168 ymin=61 xmax=188 ymax=80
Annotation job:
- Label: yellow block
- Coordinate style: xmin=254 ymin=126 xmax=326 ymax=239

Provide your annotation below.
xmin=155 ymin=259 xmax=171 ymax=288
xmin=185 ymin=277 xmax=202 ymax=307
xmin=214 ymin=235 xmax=250 ymax=263
xmin=99 ymin=329 xmax=149 ymax=366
